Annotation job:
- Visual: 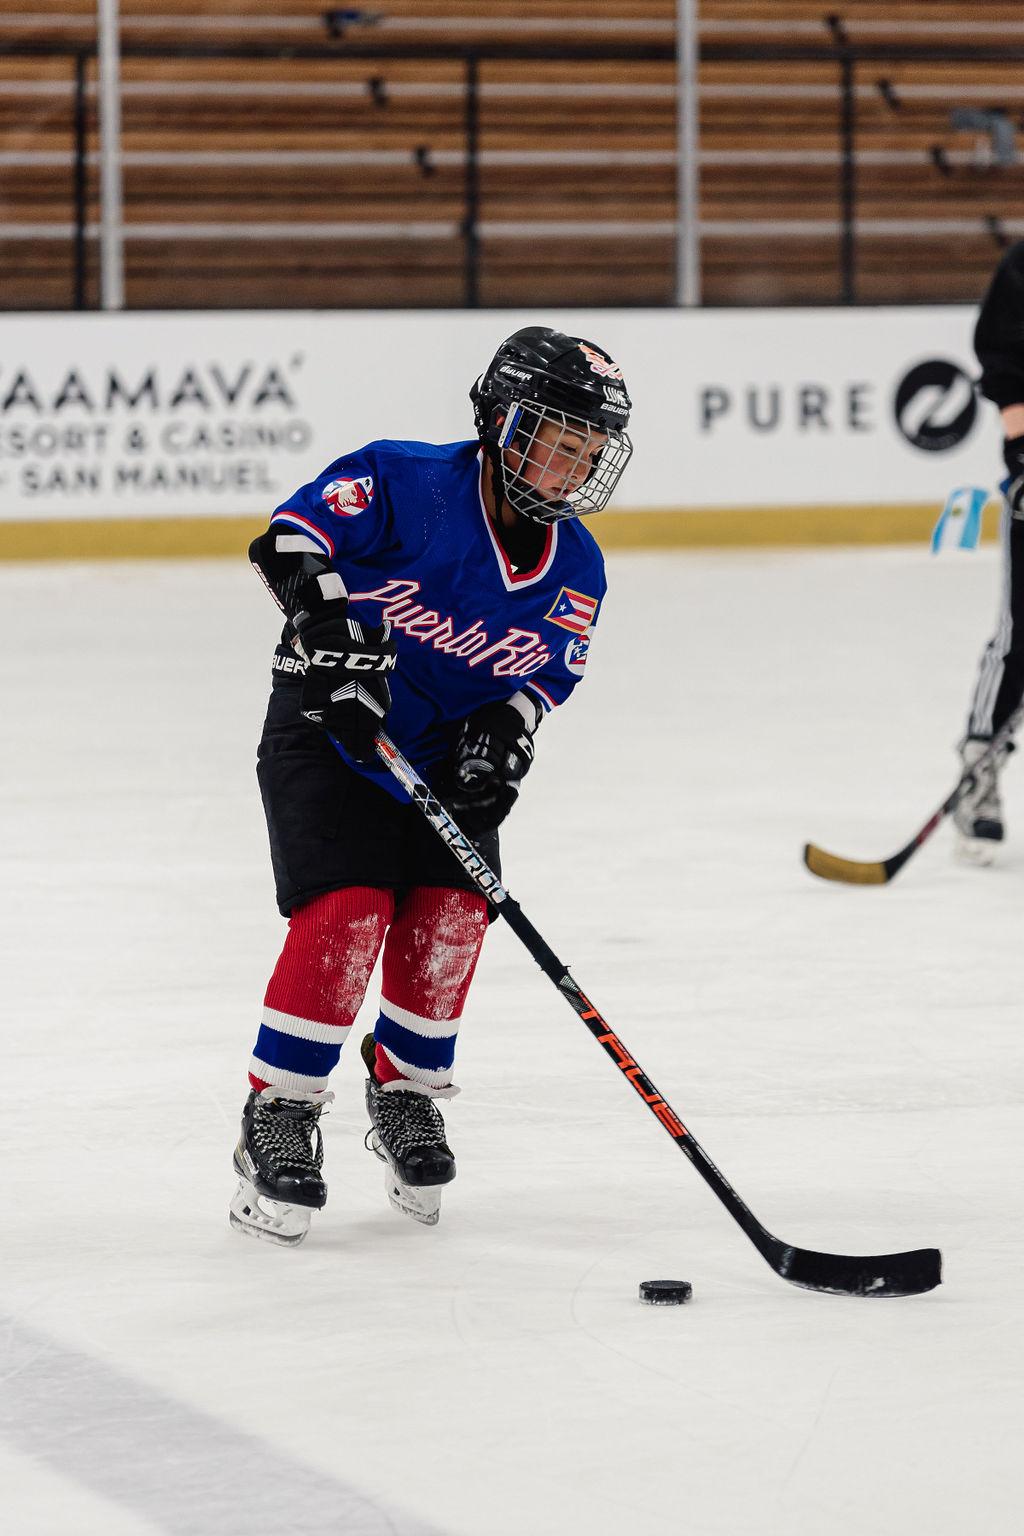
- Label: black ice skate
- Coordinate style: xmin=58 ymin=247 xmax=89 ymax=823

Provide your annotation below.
xmin=361 ymin=1034 xmax=455 ymax=1226
xmin=229 ymin=1087 xmax=332 ymax=1246
xmin=954 ymin=737 xmax=1010 ymax=866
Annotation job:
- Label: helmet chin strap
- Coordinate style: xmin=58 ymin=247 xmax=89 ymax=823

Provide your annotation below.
xmin=483 ymin=440 xmax=509 ymax=525
xmin=487 ymin=407 xmax=540 ymax=526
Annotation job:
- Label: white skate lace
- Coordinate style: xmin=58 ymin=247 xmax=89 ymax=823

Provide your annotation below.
xmin=957 ymin=737 xmax=1013 ymax=823
xmin=972 ymin=776 xmax=1003 ymax=821
xmin=960 ymin=753 xmax=1004 ymax=822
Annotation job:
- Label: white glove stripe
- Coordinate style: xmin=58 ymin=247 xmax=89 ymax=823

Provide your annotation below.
xmin=317 ymin=571 xmax=348 ymax=602
xmin=328 ymin=680 xmax=387 ymax=719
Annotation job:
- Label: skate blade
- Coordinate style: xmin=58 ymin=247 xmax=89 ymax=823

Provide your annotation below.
xmin=954 ymin=834 xmax=999 ymax=867
xmin=229 ymin=1175 xmax=313 ymax=1247
xmin=367 ymin=1132 xmax=444 ymax=1225
xmin=384 ymin=1168 xmax=443 ymax=1226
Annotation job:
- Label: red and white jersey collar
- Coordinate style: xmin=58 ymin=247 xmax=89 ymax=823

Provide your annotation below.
xmin=476 ymin=449 xmax=557 ymax=592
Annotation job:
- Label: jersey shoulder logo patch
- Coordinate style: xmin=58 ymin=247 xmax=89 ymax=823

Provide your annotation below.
xmin=322 ymin=475 xmax=374 ymax=516
xmin=545 ymin=586 xmax=598 ymax=635
xmin=564 ymin=632 xmax=591 ymax=676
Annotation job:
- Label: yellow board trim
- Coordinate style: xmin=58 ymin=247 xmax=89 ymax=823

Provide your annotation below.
xmin=0 ymin=501 xmax=1003 ymax=562
xmin=594 ymin=500 xmax=1003 ymax=550
xmin=0 ymin=515 xmax=267 ymax=562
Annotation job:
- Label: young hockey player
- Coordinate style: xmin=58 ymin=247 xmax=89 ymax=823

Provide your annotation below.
xmin=230 ymin=326 xmax=633 ymax=1244
xmin=955 ymin=242 xmax=1024 ymax=862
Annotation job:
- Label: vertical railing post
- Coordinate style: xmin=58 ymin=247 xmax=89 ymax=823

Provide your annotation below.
xmin=463 ymin=49 xmax=480 ymax=307
xmin=675 ymin=0 xmax=701 ymax=305
xmin=97 ymin=0 xmax=125 ymax=309
xmin=72 ymin=49 xmax=89 ymax=309
xmin=839 ymin=47 xmax=857 ymax=303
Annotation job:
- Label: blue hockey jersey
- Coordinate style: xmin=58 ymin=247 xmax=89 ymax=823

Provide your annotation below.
xmin=270 ymin=437 xmax=607 ymax=798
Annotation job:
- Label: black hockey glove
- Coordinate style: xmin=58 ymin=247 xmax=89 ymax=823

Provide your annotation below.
xmin=1003 ymin=433 xmax=1024 ymax=516
xmin=293 ymin=605 xmax=397 ymax=763
xmin=444 ymin=696 xmax=541 ymax=835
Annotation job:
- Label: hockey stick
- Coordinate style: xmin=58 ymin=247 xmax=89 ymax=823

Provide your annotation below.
xmin=374 ymin=732 xmax=941 ymax=1298
xmin=804 ymin=704 xmax=1023 ymax=885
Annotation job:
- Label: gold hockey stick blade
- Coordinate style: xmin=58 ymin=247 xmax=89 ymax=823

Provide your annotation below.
xmin=802 ymin=842 xmax=890 ymax=885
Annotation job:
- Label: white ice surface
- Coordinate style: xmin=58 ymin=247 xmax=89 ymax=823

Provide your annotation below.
xmin=1 ymin=546 xmax=1021 ymax=1535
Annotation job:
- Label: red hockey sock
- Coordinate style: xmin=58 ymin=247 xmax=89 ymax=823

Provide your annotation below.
xmin=374 ymin=886 xmax=489 ymax=1090
xmin=250 ymin=885 xmax=394 ymax=1094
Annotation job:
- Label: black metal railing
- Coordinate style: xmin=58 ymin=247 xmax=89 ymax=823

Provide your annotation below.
xmin=4 ymin=34 xmax=1024 ymax=309
xmin=2 ymin=37 xmax=673 ymax=310
xmin=701 ymin=36 xmax=1024 ymax=306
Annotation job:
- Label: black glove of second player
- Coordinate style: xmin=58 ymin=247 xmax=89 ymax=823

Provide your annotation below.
xmin=1003 ymin=433 xmax=1024 ymax=516
xmin=294 ymin=604 xmax=397 ymax=763
xmin=444 ymin=696 xmax=541 ymax=835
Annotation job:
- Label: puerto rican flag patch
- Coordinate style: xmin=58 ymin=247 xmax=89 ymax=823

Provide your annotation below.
xmin=322 ymin=475 xmax=374 ymax=516
xmin=545 ymin=586 xmax=598 ymax=636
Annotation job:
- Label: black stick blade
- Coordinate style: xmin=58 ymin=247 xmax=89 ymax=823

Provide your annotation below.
xmin=772 ymin=1241 xmax=942 ymax=1297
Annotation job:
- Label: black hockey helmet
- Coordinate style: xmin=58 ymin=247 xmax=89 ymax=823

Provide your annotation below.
xmin=471 ymin=326 xmax=633 ymax=524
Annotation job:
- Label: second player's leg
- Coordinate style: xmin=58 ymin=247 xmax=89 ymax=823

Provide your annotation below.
xmin=957 ymin=514 xmax=1024 ymax=858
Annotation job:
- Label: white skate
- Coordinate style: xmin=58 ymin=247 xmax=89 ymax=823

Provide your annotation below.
xmin=953 ymin=737 xmax=1008 ymax=866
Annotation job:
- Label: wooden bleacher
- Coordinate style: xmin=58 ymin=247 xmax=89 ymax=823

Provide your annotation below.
xmin=3 ymin=3 xmax=1024 ymax=309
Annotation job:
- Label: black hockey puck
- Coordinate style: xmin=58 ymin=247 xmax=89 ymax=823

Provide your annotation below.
xmin=639 ymin=1279 xmax=693 ymax=1305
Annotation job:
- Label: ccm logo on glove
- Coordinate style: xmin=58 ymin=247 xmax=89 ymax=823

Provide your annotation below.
xmin=308 ymin=646 xmax=398 ymax=672
xmin=293 ymin=604 xmax=397 ymax=762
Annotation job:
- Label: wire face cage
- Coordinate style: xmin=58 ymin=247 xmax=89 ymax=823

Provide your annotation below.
xmin=496 ymin=401 xmax=633 ymax=522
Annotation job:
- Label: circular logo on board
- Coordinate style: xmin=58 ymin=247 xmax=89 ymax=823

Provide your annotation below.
xmin=893 ymin=360 xmax=977 ymax=452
